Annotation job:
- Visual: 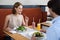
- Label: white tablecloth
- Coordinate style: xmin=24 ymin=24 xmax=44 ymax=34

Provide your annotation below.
xmin=9 ymin=27 xmax=46 ymax=40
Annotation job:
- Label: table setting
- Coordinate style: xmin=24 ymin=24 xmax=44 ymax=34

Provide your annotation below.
xmin=8 ymin=26 xmax=47 ymax=40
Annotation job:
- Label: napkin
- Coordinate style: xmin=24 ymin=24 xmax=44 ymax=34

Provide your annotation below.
xmin=9 ymin=30 xmax=17 ymax=34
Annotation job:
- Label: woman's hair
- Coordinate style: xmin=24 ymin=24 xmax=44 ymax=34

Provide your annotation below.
xmin=47 ymin=0 xmax=60 ymax=15
xmin=12 ymin=2 xmax=22 ymax=14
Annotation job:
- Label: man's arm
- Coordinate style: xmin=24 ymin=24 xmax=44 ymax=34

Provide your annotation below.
xmin=46 ymin=27 xmax=57 ymax=40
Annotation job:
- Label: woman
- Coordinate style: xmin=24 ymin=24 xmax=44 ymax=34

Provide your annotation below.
xmin=3 ymin=2 xmax=27 ymax=31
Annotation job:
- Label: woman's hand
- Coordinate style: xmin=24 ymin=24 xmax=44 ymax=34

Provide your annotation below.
xmin=25 ymin=16 xmax=29 ymax=22
xmin=4 ymin=27 xmax=11 ymax=32
xmin=25 ymin=16 xmax=29 ymax=27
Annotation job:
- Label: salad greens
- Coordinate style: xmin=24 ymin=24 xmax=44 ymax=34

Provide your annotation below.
xmin=17 ymin=26 xmax=26 ymax=31
xmin=33 ymin=32 xmax=44 ymax=37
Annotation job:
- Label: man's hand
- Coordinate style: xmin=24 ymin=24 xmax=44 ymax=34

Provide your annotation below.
xmin=40 ymin=29 xmax=46 ymax=33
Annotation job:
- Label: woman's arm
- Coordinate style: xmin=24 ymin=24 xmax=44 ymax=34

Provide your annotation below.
xmin=3 ymin=15 xmax=10 ymax=31
xmin=22 ymin=17 xmax=26 ymax=26
xmin=22 ymin=16 xmax=29 ymax=26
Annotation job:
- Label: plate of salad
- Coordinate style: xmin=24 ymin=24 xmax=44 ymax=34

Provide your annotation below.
xmin=16 ymin=26 xmax=26 ymax=32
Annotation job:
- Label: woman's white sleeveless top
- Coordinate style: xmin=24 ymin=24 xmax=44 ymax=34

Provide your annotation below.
xmin=8 ymin=14 xmax=23 ymax=29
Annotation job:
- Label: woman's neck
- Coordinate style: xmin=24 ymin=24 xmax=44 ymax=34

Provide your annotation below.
xmin=13 ymin=13 xmax=19 ymax=16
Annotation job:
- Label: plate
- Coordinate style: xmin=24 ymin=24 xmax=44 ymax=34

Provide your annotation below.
xmin=28 ymin=32 xmax=46 ymax=40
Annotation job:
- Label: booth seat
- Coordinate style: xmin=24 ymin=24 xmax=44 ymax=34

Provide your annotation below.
xmin=0 ymin=8 xmax=47 ymax=39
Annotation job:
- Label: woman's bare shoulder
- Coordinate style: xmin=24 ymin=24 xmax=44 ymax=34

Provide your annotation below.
xmin=6 ymin=14 xmax=12 ymax=19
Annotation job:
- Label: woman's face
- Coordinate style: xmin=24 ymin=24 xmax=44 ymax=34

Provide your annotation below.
xmin=15 ymin=5 xmax=23 ymax=14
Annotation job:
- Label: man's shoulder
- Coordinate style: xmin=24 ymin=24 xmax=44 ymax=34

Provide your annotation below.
xmin=48 ymin=23 xmax=60 ymax=31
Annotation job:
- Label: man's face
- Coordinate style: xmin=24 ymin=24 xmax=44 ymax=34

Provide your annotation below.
xmin=49 ymin=8 xmax=54 ymax=18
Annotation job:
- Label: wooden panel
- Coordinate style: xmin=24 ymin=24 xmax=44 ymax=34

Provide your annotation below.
xmin=42 ymin=12 xmax=47 ymax=22
xmin=22 ymin=8 xmax=42 ymax=25
xmin=0 ymin=9 xmax=12 ymax=27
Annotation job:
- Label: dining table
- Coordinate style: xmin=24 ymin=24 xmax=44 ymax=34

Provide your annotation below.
xmin=4 ymin=26 xmax=46 ymax=40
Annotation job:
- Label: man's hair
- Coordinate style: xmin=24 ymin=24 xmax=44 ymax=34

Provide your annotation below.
xmin=47 ymin=0 xmax=60 ymax=15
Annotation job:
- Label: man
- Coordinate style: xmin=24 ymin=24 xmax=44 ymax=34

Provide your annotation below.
xmin=47 ymin=0 xmax=60 ymax=40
